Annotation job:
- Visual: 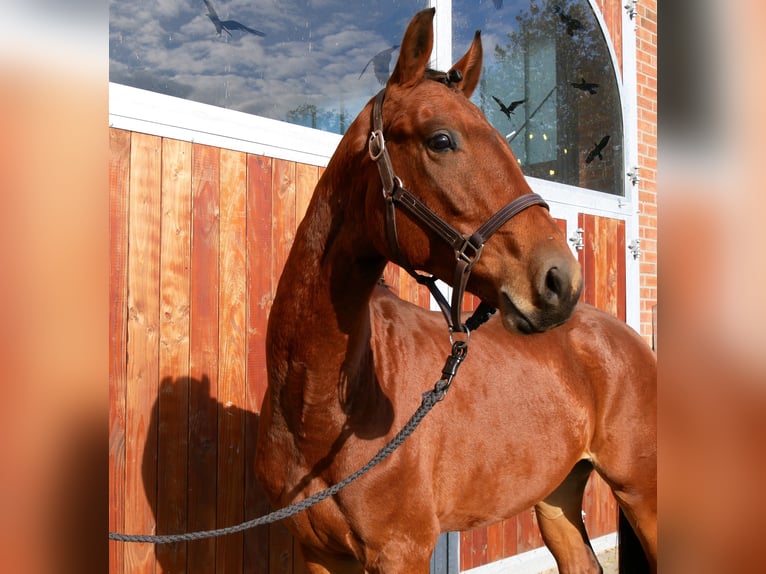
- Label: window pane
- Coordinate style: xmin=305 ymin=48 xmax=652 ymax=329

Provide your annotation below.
xmin=110 ymin=0 xmax=424 ymax=134
xmin=452 ymin=0 xmax=624 ymax=195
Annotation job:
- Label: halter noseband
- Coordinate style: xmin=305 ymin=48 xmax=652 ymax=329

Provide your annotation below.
xmin=368 ymin=88 xmax=549 ymax=333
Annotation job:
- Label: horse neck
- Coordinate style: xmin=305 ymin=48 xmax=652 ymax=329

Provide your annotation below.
xmin=267 ymin=132 xmax=387 ymax=425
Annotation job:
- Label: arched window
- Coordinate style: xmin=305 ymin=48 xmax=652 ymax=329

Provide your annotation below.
xmin=453 ymin=0 xmax=624 ymax=196
xmin=110 ymin=0 xmax=625 ymax=197
xmin=110 ymin=0 xmax=422 ymax=133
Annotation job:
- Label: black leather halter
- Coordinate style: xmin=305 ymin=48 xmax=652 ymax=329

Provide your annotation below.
xmin=368 ymin=88 xmax=549 ymax=333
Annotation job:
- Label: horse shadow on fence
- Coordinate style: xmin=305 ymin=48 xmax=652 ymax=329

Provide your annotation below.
xmin=141 ymin=375 xmax=306 ymax=574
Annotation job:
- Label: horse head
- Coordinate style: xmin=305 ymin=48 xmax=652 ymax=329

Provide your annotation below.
xmin=362 ymin=8 xmax=582 ymax=334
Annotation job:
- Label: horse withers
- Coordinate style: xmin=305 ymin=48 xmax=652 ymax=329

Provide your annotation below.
xmin=255 ymin=8 xmax=656 ymax=573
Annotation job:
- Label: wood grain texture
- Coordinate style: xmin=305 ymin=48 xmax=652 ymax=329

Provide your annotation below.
xmin=189 ymin=143 xmax=220 ymax=573
xmin=125 ymin=132 xmax=162 ymax=574
xmin=217 ymin=148 xmax=248 ymax=573
xmin=156 ymin=137 xmax=192 ymax=573
xmin=109 ymin=128 xmax=130 ymax=574
xmin=295 ymin=162 xmax=319 ymax=225
xmin=245 ymin=154 xmax=274 ymax=574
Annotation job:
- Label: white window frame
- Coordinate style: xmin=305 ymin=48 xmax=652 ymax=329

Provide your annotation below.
xmin=108 ymin=0 xmax=638 ymax=331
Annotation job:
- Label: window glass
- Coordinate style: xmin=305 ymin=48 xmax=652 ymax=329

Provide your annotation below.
xmin=452 ymin=0 xmax=624 ymax=195
xmin=110 ymin=0 xmax=424 ymax=134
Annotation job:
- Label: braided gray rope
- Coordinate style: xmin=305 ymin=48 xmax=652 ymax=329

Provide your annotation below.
xmin=109 ymin=379 xmax=452 ymax=544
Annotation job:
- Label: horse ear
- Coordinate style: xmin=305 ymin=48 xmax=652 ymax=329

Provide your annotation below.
xmin=388 ymin=8 xmax=435 ymax=88
xmin=450 ymin=30 xmax=483 ymax=98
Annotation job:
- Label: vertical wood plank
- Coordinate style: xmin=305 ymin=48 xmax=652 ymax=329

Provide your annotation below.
xmin=270 ymin=157 xmax=297 ymax=574
xmin=472 ymin=524 xmax=488 ymax=567
xmin=486 ymin=522 xmax=503 ymax=563
xmin=459 ymin=530 xmax=474 ymax=571
xmin=382 ymin=263 xmax=400 ymax=295
xmin=594 ymin=216 xmax=609 ymax=313
xmin=156 ymin=138 xmax=192 ymax=573
xmin=578 ymin=213 xmax=596 ymax=307
xmin=109 ymin=128 xmax=131 ymax=574
xmin=189 ymin=143 xmax=220 ymax=574
xmin=271 ymin=159 xmax=296 ymax=288
xmin=217 ymin=148 xmax=248 ymax=573
xmin=295 ymin=162 xmax=318 ymax=225
xmin=516 ymin=509 xmax=544 ymax=553
xmin=245 ymin=153 xmax=273 ymax=573
xmin=125 ymin=132 xmax=162 ymax=574
xmin=616 ymin=219 xmax=627 ymax=321
xmin=502 ymin=517 xmax=518 ymax=559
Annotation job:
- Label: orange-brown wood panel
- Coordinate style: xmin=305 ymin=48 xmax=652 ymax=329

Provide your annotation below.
xmin=295 ymin=162 xmax=319 ymax=224
xmin=189 ymin=143 xmax=221 ymax=574
xmin=156 ymin=137 xmax=192 ymax=573
xmin=579 ymin=213 xmax=626 ymax=319
xmin=109 ymin=128 xmax=131 ymax=574
xmin=111 ymin=131 xmax=630 ymax=573
xmin=486 ymin=522 xmax=504 ymax=564
xmin=471 ymin=525 xmax=488 ymax=569
xmin=579 ymin=212 xmax=596 ymax=307
xmin=217 ymin=149 xmax=248 ymax=573
xmin=616 ymin=219 xmax=627 ymax=321
xmin=502 ymin=517 xmax=518 ymax=559
xmin=577 ymin=212 xmax=625 ymax=541
xmin=268 ymin=157 xmax=300 ymax=574
xmin=125 ymin=132 xmax=162 ymax=574
xmin=245 ymin=154 xmax=274 ymax=574
xmin=517 ymin=508 xmax=544 ymax=554
xmin=271 ymin=159 xmax=297 ymax=288
xmin=382 ymin=263 xmax=401 ymax=295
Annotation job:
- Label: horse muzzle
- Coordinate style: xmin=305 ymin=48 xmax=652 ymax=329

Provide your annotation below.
xmin=499 ymin=256 xmax=582 ymax=334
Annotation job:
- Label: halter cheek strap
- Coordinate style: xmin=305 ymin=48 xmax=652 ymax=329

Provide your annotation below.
xmin=369 ymin=88 xmax=549 ymax=333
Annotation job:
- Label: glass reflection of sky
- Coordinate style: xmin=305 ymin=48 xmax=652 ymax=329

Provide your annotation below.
xmin=110 ymin=0 xmax=424 ymax=133
xmin=453 ymin=0 xmax=624 ymax=195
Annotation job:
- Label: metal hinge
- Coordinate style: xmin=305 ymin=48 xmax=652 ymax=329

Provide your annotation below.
xmin=627 ymin=166 xmax=640 ymax=186
xmin=628 ymin=238 xmax=641 ymax=260
xmin=569 ymin=228 xmax=584 ymax=251
xmin=624 ymin=0 xmax=637 ymax=20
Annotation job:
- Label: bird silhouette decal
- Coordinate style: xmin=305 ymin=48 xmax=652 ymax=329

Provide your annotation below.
xmin=492 ymin=95 xmax=526 ymax=120
xmin=553 ymin=5 xmax=584 ymax=36
xmin=203 ymin=0 xmax=265 ymax=37
xmin=585 ymin=135 xmax=610 ymax=164
xmin=571 ymin=77 xmax=599 ymax=95
xmin=359 ymin=45 xmax=399 ymax=84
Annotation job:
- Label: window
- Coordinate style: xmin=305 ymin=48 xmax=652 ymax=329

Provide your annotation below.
xmin=453 ymin=0 xmax=624 ymax=195
xmin=110 ymin=0 xmax=423 ymax=134
xmin=110 ymin=0 xmax=623 ymax=195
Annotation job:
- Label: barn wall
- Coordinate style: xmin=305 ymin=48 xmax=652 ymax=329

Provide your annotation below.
xmin=109 ymin=4 xmax=657 ymax=571
xmin=110 ymin=129 xmax=628 ymax=574
xmin=108 ymin=128 xmax=439 ymax=573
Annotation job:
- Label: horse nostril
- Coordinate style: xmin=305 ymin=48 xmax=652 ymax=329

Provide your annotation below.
xmin=545 ymin=266 xmax=565 ymax=302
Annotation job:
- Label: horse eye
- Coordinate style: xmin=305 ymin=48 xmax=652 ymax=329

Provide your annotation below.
xmin=428 ymin=133 xmax=454 ymax=152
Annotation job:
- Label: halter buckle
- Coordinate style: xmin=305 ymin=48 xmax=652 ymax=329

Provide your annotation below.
xmin=369 ymin=130 xmax=386 ymax=161
xmin=456 ymin=235 xmax=484 ymax=266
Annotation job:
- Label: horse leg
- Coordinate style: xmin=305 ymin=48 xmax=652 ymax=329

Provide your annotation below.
xmin=608 ymin=482 xmax=657 ymax=573
xmin=535 ymin=459 xmax=602 ymax=574
xmin=299 ymin=544 xmax=365 ymax=574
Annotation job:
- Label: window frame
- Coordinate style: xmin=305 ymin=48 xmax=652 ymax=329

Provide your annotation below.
xmin=108 ymin=0 xmax=640 ymax=329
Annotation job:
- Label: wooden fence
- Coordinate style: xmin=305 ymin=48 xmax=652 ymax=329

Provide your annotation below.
xmin=110 ymin=128 xmax=626 ymax=573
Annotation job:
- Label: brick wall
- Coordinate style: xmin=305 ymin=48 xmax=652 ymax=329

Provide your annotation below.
xmin=636 ymin=0 xmax=658 ymax=345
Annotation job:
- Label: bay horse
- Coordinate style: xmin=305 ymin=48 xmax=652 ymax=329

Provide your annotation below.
xmin=255 ymin=8 xmax=656 ymax=573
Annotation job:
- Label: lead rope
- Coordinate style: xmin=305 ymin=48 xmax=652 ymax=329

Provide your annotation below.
xmin=109 ymin=340 xmax=470 ymax=544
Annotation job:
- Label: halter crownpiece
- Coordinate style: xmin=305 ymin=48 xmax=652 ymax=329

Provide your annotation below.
xmin=368 ymin=88 xmax=549 ymax=332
